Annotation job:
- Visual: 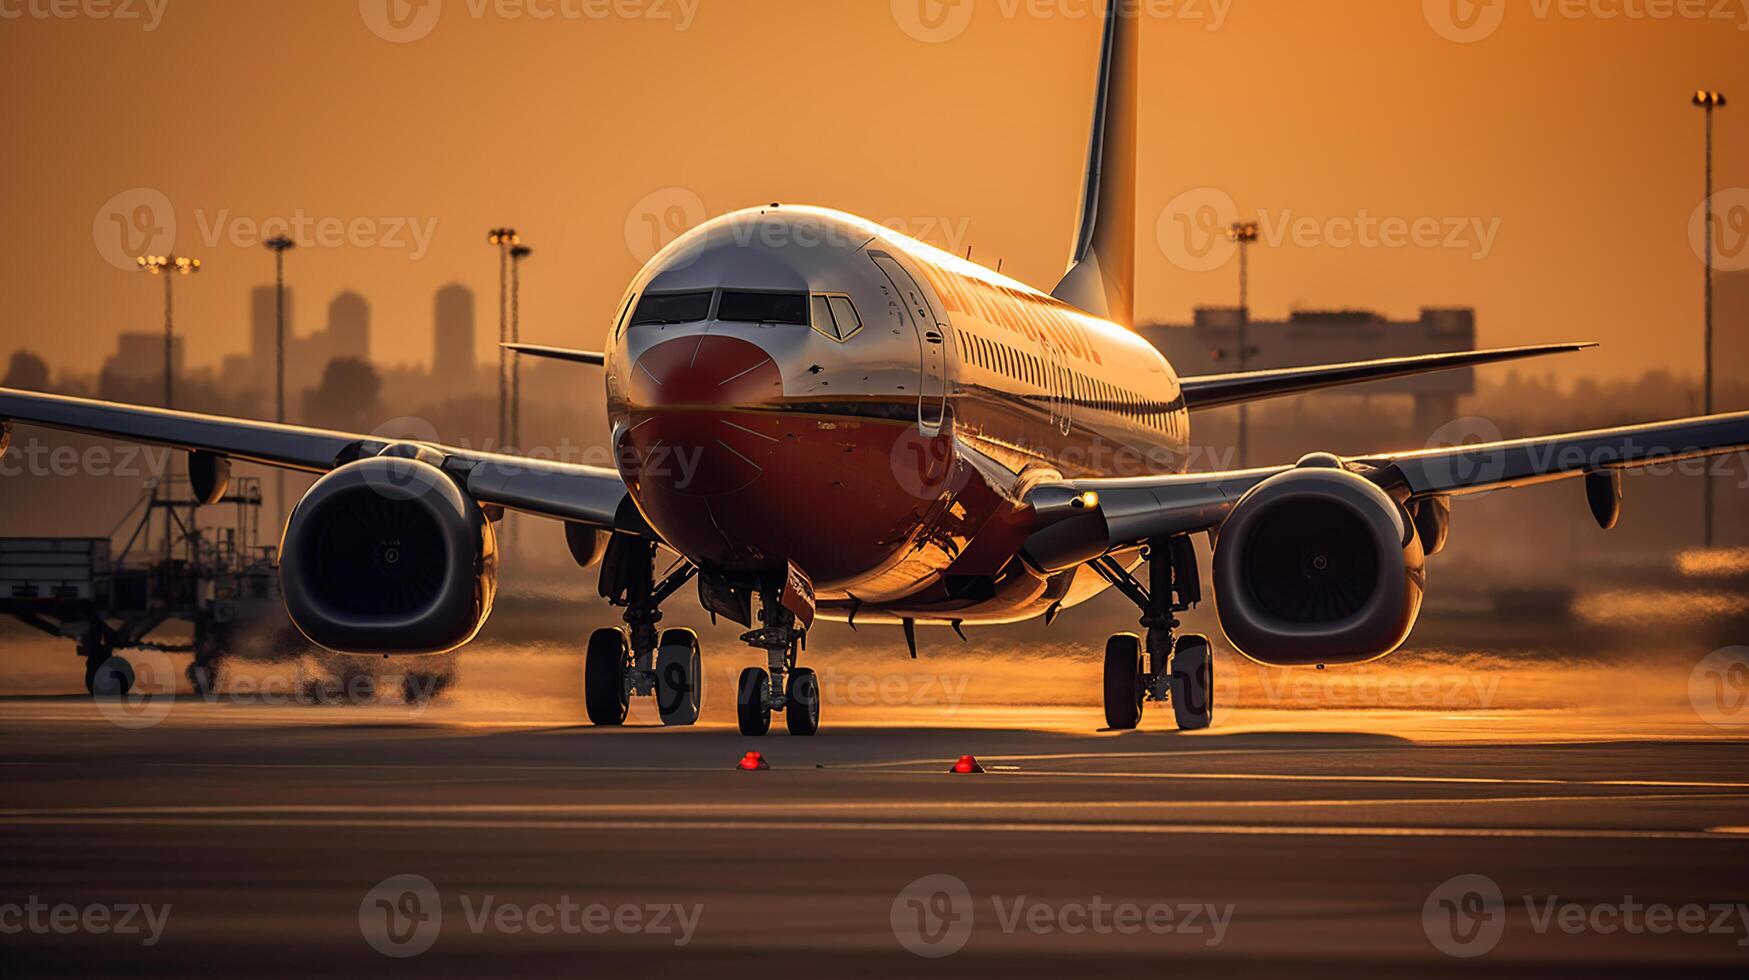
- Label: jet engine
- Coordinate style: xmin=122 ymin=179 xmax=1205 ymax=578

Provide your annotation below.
xmin=280 ymin=453 xmax=497 ymax=655
xmin=1213 ymin=463 xmax=1425 ymax=666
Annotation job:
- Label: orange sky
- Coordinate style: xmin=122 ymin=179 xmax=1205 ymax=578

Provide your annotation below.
xmin=1 ymin=0 xmax=1744 ymax=383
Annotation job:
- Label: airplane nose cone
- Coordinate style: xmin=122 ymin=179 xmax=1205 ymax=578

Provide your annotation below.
xmin=619 ymin=335 xmax=783 ymax=499
xmin=629 ymin=334 xmax=780 ymax=410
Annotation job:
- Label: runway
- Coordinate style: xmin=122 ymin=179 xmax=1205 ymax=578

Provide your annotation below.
xmin=3 ymin=678 xmax=1748 ymax=978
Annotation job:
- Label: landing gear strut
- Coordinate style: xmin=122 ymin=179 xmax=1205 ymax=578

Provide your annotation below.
xmin=585 ymin=537 xmax=698 ymax=727
xmin=1093 ymin=536 xmax=1214 ymax=731
xmin=735 ymin=584 xmax=815 ymax=736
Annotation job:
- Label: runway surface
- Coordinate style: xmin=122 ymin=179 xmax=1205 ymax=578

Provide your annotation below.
xmin=3 ymin=668 xmax=1749 ymax=978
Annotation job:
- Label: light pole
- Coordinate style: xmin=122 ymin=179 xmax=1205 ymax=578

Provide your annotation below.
xmin=488 ymin=228 xmax=519 ymax=454
xmin=265 ymin=236 xmax=296 ymax=534
xmin=136 ymin=254 xmax=201 ymax=410
xmin=1228 ymin=221 xmax=1260 ymax=468
xmin=510 ymin=244 xmax=532 ymax=454
xmin=1694 ymin=89 xmax=1727 ymax=549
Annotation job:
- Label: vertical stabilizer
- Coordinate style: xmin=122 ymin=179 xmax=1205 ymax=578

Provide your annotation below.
xmin=1051 ymin=1 xmax=1138 ymax=326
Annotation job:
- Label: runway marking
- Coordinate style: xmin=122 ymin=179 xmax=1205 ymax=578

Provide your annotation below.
xmin=1 ymin=791 xmax=1741 ymax=820
xmin=1 ymin=815 xmax=1742 ymax=842
xmin=5 ymin=759 xmax=1749 ymax=791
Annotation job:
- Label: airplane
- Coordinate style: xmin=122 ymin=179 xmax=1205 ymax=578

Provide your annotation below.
xmin=3 ymin=2 xmax=1747 ymax=736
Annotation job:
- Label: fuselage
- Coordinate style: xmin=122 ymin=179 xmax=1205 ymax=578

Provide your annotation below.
xmin=605 ymin=206 xmax=1192 ymax=625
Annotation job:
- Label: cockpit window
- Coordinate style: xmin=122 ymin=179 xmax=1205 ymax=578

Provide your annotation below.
xmin=717 ymin=291 xmax=809 ymax=326
xmin=810 ymin=294 xmax=864 ymax=342
xmin=630 ymin=291 xmax=714 ymax=326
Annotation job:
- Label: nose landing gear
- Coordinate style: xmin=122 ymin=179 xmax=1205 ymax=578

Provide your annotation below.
xmin=1093 ymin=536 xmax=1214 ymax=731
xmin=735 ymin=589 xmax=815 ymax=736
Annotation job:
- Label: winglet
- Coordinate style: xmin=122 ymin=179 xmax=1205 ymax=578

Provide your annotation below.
xmin=502 ymin=343 xmax=606 ymax=366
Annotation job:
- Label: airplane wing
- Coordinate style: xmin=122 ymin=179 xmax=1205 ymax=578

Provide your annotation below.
xmin=0 ymin=387 xmax=644 ymax=534
xmin=1177 ymin=343 xmax=1596 ymax=411
xmin=1024 ymin=409 xmax=1749 ymax=568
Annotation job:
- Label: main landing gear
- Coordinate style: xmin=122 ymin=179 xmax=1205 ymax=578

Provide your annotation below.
xmin=734 ymin=590 xmax=816 ymax=737
xmin=1093 ymin=536 xmax=1214 ymax=732
xmin=583 ymin=537 xmax=700 ymax=727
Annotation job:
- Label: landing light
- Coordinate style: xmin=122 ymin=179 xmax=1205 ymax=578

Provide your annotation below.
xmin=950 ymin=755 xmax=985 ymax=774
xmin=736 ymin=751 xmax=770 ymax=771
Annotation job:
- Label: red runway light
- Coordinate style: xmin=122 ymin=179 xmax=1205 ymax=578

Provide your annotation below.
xmin=951 ymin=755 xmax=984 ymax=774
xmin=737 ymin=751 xmax=770 ymax=771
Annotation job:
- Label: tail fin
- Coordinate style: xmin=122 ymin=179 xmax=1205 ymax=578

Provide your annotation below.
xmin=1051 ymin=1 xmax=1138 ymax=326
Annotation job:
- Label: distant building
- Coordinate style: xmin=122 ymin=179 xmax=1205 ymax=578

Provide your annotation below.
xmin=249 ymin=285 xmax=292 ymax=388
xmin=101 ymin=332 xmax=185 ymax=384
xmin=326 ymin=292 xmax=370 ymax=363
xmin=433 ymin=283 xmax=476 ymax=391
xmin=1140 ymin=307 xmax=1477 ymax=431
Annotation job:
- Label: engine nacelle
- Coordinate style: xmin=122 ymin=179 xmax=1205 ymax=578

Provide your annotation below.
xmin=280 ymin=457 xmax=497 ymax=655
xmin=1213 ymin=466 xmax=1425 ymax=666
